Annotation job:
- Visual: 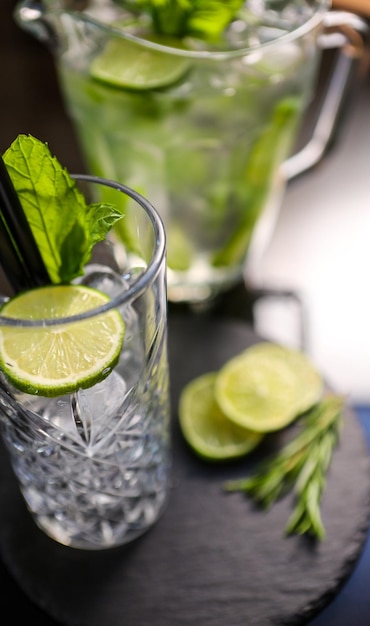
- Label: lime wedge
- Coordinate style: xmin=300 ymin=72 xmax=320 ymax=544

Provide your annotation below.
xmin=0 ymin=285 xmax=125 ymax=397
xmin=215 ymin=342 xmax=323 ymax=432
xmin=179 ymin=372 xmax=264 ymax=461
xmin=90 ymin=37 xmax=191 ymax=90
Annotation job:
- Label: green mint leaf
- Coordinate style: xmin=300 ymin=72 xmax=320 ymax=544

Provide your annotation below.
xmin=187 ymin=0 xmax=245 ymax=39
xmin=119 ymin=0 xmax=244 ymax=39
xmin=3 ymin=135 xmax=123 ymax=284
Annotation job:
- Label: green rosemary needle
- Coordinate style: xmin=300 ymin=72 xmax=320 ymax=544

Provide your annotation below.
xmin=224 ymin=395 xmax=345 ymax=539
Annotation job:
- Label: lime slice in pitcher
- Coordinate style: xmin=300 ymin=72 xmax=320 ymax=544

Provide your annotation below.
xmin=179 ymin=372 xmax=264 ymax=461
xmin=90 ymin=37 xmax=191 ymax=90
xmin=0 ymin=285 xmax=125 ymax=397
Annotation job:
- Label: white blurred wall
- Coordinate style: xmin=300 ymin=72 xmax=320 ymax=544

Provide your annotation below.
xmin=246 ymin=77 xmax=370 ymax=404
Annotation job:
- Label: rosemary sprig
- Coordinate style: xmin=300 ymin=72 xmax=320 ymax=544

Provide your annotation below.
xmin=224 ymin=395 xmax=345 ymax=539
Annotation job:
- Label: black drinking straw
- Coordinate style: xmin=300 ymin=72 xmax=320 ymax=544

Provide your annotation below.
xmin=0 ymin=156 xmax=49 ymax=292
xmin=0 ymin=212 xmax=31 ymax=293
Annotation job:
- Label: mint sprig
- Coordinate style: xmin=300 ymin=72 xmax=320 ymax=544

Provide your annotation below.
xmin=3 ymin=135 xmax=123 ymax=285
xmin=119 ymin=0 xmax=244 ymax=39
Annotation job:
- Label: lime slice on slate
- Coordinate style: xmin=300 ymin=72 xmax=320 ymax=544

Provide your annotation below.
xmin=215 ymin=342 xmax=323 ymax=433
xmin=243 ymin=342 xmax=324 ymax=416
xmin=179 ymin=372 xmax=264 ymax=461
xmin=90 ymin=37 xmax=191 ymax=90
xmin=0 ymin=284 xmax=125 ymax=397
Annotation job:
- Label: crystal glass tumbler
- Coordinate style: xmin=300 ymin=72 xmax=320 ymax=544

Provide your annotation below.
xmin=0 ymin=175 xmax=170 ymax=550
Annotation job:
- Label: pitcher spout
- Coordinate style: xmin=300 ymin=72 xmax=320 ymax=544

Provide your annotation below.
xmin=15 ymin=1 xmax=127 ymax=57
xmin=15 ymin=1 xmax=60 ymax=49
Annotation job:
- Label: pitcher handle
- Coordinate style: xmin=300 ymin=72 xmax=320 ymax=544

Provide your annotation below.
xmin=282 ymin=11 xmax=369 ymax=181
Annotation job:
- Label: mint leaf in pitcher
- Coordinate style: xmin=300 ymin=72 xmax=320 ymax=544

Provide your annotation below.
xmin=119 ymin=0 xmax=244 ymax=39
xmin=3 ymin=135 xmax=123 ymax=284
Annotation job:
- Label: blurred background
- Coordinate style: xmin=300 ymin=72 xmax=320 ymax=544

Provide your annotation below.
xmin=247 ymin=21 xmax=370 ymax=404
xmin=0 ymin=0 xmax=369 ymax=405
xmin=0 ymin=1 xmax=86 ymax=172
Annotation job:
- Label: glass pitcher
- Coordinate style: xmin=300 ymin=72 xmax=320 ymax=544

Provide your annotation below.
xmin=15 ymin=1 xmax=367 ymax=305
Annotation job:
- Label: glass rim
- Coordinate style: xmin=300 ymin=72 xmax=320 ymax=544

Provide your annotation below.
xmin=0 ymin=174 xmax=166 ymax=328
xmin=56 ymin=0 xmax=330 ymax=60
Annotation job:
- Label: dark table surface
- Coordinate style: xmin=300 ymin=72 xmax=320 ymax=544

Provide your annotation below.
xmin=1 ymin=1 xmax=370 ymax=624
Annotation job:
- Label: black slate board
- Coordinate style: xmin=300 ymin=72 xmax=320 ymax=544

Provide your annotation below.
xmin=0 ymin=314 xmax=369 ymax=626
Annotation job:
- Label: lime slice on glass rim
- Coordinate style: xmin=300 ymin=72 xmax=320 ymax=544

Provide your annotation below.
xmin=179 ymin=372 xmax=264 ymax=461
xmin=0 ymin=284 xmax=125 ymax=398
xmin=215 ymin=342 xmax=323 ymax=433
xmin=90 ymin=36 xmax=191 ymax=90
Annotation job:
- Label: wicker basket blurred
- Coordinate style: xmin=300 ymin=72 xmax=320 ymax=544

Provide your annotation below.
xmin=332 ymin=0 xmax=370 ymax=17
